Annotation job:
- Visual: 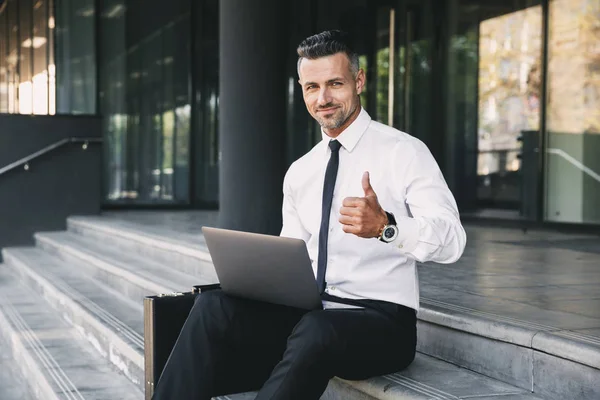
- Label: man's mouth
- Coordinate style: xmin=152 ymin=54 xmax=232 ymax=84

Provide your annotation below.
xmin=317 ymin=106 xmax=339 ymax=113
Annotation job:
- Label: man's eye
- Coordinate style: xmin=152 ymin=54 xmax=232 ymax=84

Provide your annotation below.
xmin=306 ymin=85 xmax=317 ymax=90
xmin=331 ymin=82 xmax=342 ymax=86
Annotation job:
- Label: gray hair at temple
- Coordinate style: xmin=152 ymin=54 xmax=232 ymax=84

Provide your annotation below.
xmin=296 ymin=30 xmax=360 ymax=78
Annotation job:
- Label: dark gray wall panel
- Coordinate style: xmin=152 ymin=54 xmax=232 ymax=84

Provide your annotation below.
xmin=0 ymin=114 xmax=102 ymax=260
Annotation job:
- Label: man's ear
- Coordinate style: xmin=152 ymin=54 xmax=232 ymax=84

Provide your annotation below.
xmin=355 ymin=69 xmax=366 ymax=95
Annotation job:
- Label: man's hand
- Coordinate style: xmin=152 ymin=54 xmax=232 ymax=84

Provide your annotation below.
xmin=339 ymin=171 xmax=388 ymax=238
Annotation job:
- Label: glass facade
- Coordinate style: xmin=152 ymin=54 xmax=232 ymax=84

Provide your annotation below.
xmin=54 ymin=0 xmax=96 ymax=114
xmin=3 ymin=0 xmax=599 ymax=225
xmin=444 ymin=0 xmax=544 ymax=219
xmin=0 ymin=0 xmax=55 ymax=114
xmin=99 ymin=0 xmax=195 ymax=204
xmin=545 ymin=0 xmax=600 ymax=224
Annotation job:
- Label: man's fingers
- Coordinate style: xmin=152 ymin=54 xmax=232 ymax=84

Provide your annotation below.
xmin=342 ymin=224 xmax=359 ymax=234
xmin=339 ymin=206 xmax=361 ymax=217
xmin=342 ymin=197 xmax=366 ymax=207
xmin=339 ymin=215 xmax=359 ymax=226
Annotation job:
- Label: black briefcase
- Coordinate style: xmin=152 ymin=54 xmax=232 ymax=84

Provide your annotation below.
xmin=143 ymin=283 xmax=221 ymax=400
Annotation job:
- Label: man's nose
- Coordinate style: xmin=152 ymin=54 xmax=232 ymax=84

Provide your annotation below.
xmin=317 ymin=88 xmax=332 ymax=106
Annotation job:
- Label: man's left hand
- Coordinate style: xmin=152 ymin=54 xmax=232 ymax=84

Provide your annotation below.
xmin=339 ymin=171 xmax=388 ymax=238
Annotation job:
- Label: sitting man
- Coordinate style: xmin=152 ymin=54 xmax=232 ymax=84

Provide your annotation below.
xmin=152 ymin=30 xmax=466 ymax=400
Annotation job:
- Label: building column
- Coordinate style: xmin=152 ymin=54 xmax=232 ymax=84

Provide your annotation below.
xmin=218 ymin=0 xmax=289 ymax=235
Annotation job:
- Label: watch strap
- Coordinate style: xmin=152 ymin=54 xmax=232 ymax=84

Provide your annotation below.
xmin=385 ymin=211 xmax=396 ymax=226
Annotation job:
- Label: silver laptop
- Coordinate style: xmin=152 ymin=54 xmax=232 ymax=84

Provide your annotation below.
xmin=201 ymin=226 xmax=322 ymax=310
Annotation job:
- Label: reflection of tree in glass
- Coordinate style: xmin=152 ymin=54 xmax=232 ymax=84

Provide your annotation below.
xmin=477 ymin=5 xmax=542 ymax=175
xmin=548 ymin=0 xmax=600 ymax=134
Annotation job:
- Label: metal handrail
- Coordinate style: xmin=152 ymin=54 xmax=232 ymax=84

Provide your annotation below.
xmin=547 ymin=148 xmax=600 ymax=184
xmin=0 ymin=137 xmax=102 ymax=177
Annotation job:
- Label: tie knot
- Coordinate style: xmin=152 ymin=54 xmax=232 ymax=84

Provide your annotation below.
xmin=328 ymin=140 xmax=342 ymax=153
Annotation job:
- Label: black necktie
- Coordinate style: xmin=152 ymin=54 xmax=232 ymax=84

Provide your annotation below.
xmin=317 ymin=139 xmax=342 ymax=294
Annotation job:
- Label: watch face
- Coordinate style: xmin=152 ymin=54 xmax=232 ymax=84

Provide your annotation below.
xmin=384 ymin=226 xmax=396 ymax=240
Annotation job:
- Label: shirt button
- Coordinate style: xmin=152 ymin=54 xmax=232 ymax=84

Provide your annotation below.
xmin=329 ymin=286 xmax=336 ymax=291
xmin=398 ymin=243 xmax=404 ymax=249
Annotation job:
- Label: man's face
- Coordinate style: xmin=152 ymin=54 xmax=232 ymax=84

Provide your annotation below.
xmin=298 ymin=53 xmax=365 ymax=134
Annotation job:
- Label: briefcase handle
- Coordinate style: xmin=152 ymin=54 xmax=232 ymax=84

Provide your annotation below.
xmin=192 ymin=283 xmax=221 ymax=294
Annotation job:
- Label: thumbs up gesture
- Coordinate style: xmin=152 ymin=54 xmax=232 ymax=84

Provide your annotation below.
xmin=339 ymin=171 xmax=389 ymax=238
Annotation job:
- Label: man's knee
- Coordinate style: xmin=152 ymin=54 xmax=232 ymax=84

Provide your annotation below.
xmin=193 ymin=288 xmax=228 ymax=307
xmin=288 ymin=312 xmax=341 ymax=360
xmin=188 ymin=290 xmax=232 ymax=334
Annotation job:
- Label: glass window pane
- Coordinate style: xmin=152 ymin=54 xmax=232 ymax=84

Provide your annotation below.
xmin=171 ymin=16 xmax=191 ymax=203
xmin=134 ymin=32 xmax=163 ymax=202
xmin=126 ymin=45 xmax=141 ymax=199
xmin=161 ymin=23 xmax=175 ymax=201
xmin=545 ymin=0 xmax=600 ymax=224
xmin=0 ymin=0 xmax=52 ymax=115
xmin=101 ymin=0 xmax=191 ymax=205
xmin=477 ymin=4 xmax=542 ymax=211
xmin=48 ymin=0 xmax=54 ymax=114
xmin=19 ymin=0 xmax=32 ymax=114
xmin=32 ymin=0 xmax=49 ymax=115
xmin=55 ymin=0 xmax=96 ymax=114
xmin=193 ymin=0 xmax=219 ymax=206
xmin=444 ymin=0 xmax=542 ymax=219
xmin=8 ymin=0 xmax=19 ymax=113
xmin=99 ymin=0 xmax=126 ymax=200
xmin=0 ymin=10 xmax=7 ymax=113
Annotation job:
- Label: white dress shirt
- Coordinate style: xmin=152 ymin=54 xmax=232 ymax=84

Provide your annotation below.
xmin=280 ymin=108 xmax=466 ymax=311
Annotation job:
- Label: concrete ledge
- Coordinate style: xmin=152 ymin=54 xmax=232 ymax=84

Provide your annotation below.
xmin=419 ymin=299 xmax=549 ymax=347
xmin=417 ymin=320 xmax=534 ymax=390
xmin=532 ymin=330 xmax=600 ymax=370
xmin=419 ymin=297 xmax=600 ymax=377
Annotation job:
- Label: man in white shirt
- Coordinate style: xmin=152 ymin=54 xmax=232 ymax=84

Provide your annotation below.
xmin=153 ymin=30 xmax=466 ymax=400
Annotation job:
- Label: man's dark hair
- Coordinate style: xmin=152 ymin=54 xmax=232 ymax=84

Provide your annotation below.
xmin=297 ymin=30 xmax=360 ymax=77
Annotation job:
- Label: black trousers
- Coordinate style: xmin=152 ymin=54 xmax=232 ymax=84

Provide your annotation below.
xmin=152 ymin=290 xmax=416 ymax=400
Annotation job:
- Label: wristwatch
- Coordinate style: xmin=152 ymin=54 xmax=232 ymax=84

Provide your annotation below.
xmin=378 ymin=211 xmax=399 ymax=243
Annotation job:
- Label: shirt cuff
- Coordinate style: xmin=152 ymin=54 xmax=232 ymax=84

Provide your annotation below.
xmin=390 ymin=216 xmax=419 ymax=254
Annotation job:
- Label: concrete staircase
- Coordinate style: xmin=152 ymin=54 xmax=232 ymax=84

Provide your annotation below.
xmin=0 ymin=214 xmax=598 ymax=399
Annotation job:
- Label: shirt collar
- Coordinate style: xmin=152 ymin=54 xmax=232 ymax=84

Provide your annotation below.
xmin=321 ymin=107 xmax=371 ymax=152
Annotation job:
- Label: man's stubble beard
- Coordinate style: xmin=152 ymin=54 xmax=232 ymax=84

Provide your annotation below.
xmin=315 ymin=102 xmax=359 ymax=130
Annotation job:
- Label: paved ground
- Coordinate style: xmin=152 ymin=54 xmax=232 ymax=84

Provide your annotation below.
xmin=104 ymin=210 xmax=600 ymax=339
xmin=419 ymin=225 xmax=600 ymax=336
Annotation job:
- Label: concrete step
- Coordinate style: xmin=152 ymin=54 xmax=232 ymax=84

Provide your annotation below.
xmin=0 ymin=242 xmax=547 ymax=400
xmin=417 ymin=291 xmax=600 ymax=399
xmin=2 ymin=246 xmax=146 ymax=391
xmin=68 ymin=216 xmax=217 ymax=282
xmin=0 ymin=267 xmax=142 ymax=400
xmin=0 ymin=247 xmax=542 ymax=400
xmin=216 ymin=351 xmax=546 ymax=399
xmin=34 ymin=230 xmax=212 ymax=304
xmin=0 ymin=309 xmax=37 ymax=400
xmin=325 ymin=353 xmax=545 ymax=400
xmin=64 ymin=215 xmax=600 ymax=399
